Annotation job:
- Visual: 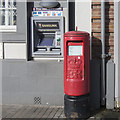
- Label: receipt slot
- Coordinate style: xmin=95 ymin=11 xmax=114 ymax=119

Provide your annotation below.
xmin=64 ymin=31 xmax=90 ymax=118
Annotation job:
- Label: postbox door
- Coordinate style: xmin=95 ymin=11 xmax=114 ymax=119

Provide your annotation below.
xmin=67 ymin=42 xmax=84 ymax=81
xmin=65 ymin=41 xmax=85 ymax=96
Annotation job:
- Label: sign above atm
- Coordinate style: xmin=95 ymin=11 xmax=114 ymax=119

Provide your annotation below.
xmin=32 ymin=7 xmax=63 ymax=17
xmin=36 ymin=22 xmax=59 ymax=29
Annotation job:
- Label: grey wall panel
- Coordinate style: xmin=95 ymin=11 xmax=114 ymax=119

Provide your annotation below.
xmin=1 ymin=2 xmax=27 ymax=42
xmin=106 ymin=60 xmax=115 ymax=109
xmin=2 ymin=60 xmax=64 ymax=105
xmin=2 ymin=60 xmax=101 ymax=107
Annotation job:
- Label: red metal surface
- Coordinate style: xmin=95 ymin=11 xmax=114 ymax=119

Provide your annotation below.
xmin=64 ymin=31 xmax=90 ymax=96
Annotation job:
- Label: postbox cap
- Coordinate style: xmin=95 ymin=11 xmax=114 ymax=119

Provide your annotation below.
xmin=64 ymin=31 xmax=89 ymax=37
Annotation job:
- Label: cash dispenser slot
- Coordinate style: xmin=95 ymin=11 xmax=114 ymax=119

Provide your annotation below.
xmin=51 ymin=48 xmax=61 ymax=52
xmin=37 ymin=47 xmax=47 ymax=51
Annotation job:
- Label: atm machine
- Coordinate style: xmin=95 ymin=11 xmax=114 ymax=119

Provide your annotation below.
xmin=31 ymin=16 xmax=64 ymax=58
xmin=31 ymin=0 xmax=68 ymax=59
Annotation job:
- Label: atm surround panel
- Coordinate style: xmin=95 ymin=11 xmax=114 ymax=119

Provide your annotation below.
xmin=31 ymin=16 xmax=64 ymax=58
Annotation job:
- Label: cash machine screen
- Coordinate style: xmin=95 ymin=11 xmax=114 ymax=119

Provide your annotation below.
xmin=38 ymin=33 xmax=55 ymax=46
xmin=36 ymin=22 xmax=59 ymax=29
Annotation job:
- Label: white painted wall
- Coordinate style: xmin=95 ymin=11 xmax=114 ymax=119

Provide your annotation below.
xmin=4 ymin=43 xmax=26 ymax=59
xmin=75 ymin=0 xmax=92 ymax=58
xmin=75 ymin=0 xmax=91 ymax=33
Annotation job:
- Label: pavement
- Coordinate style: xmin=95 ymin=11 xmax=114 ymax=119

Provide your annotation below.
xmin=89 ymin=107 xmax=120 ymax=119
xmin=1 ymin=105 xmax=120 ymax=119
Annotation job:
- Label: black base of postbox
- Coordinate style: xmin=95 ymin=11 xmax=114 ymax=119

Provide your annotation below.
xmin=64 ymin=94 xmax=90 ymax=119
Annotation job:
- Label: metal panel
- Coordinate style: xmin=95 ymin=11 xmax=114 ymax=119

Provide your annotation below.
xmin=106 ymin=61 xmax=115 ymax=109
xmin=90 ymin=60 xmax=100 ymax=110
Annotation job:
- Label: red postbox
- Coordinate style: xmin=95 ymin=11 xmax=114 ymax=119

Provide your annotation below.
xmin=64 ymin=31 xmax=90 ymax=118
xmin=64 ymin=31 xmax=90 ymax=96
